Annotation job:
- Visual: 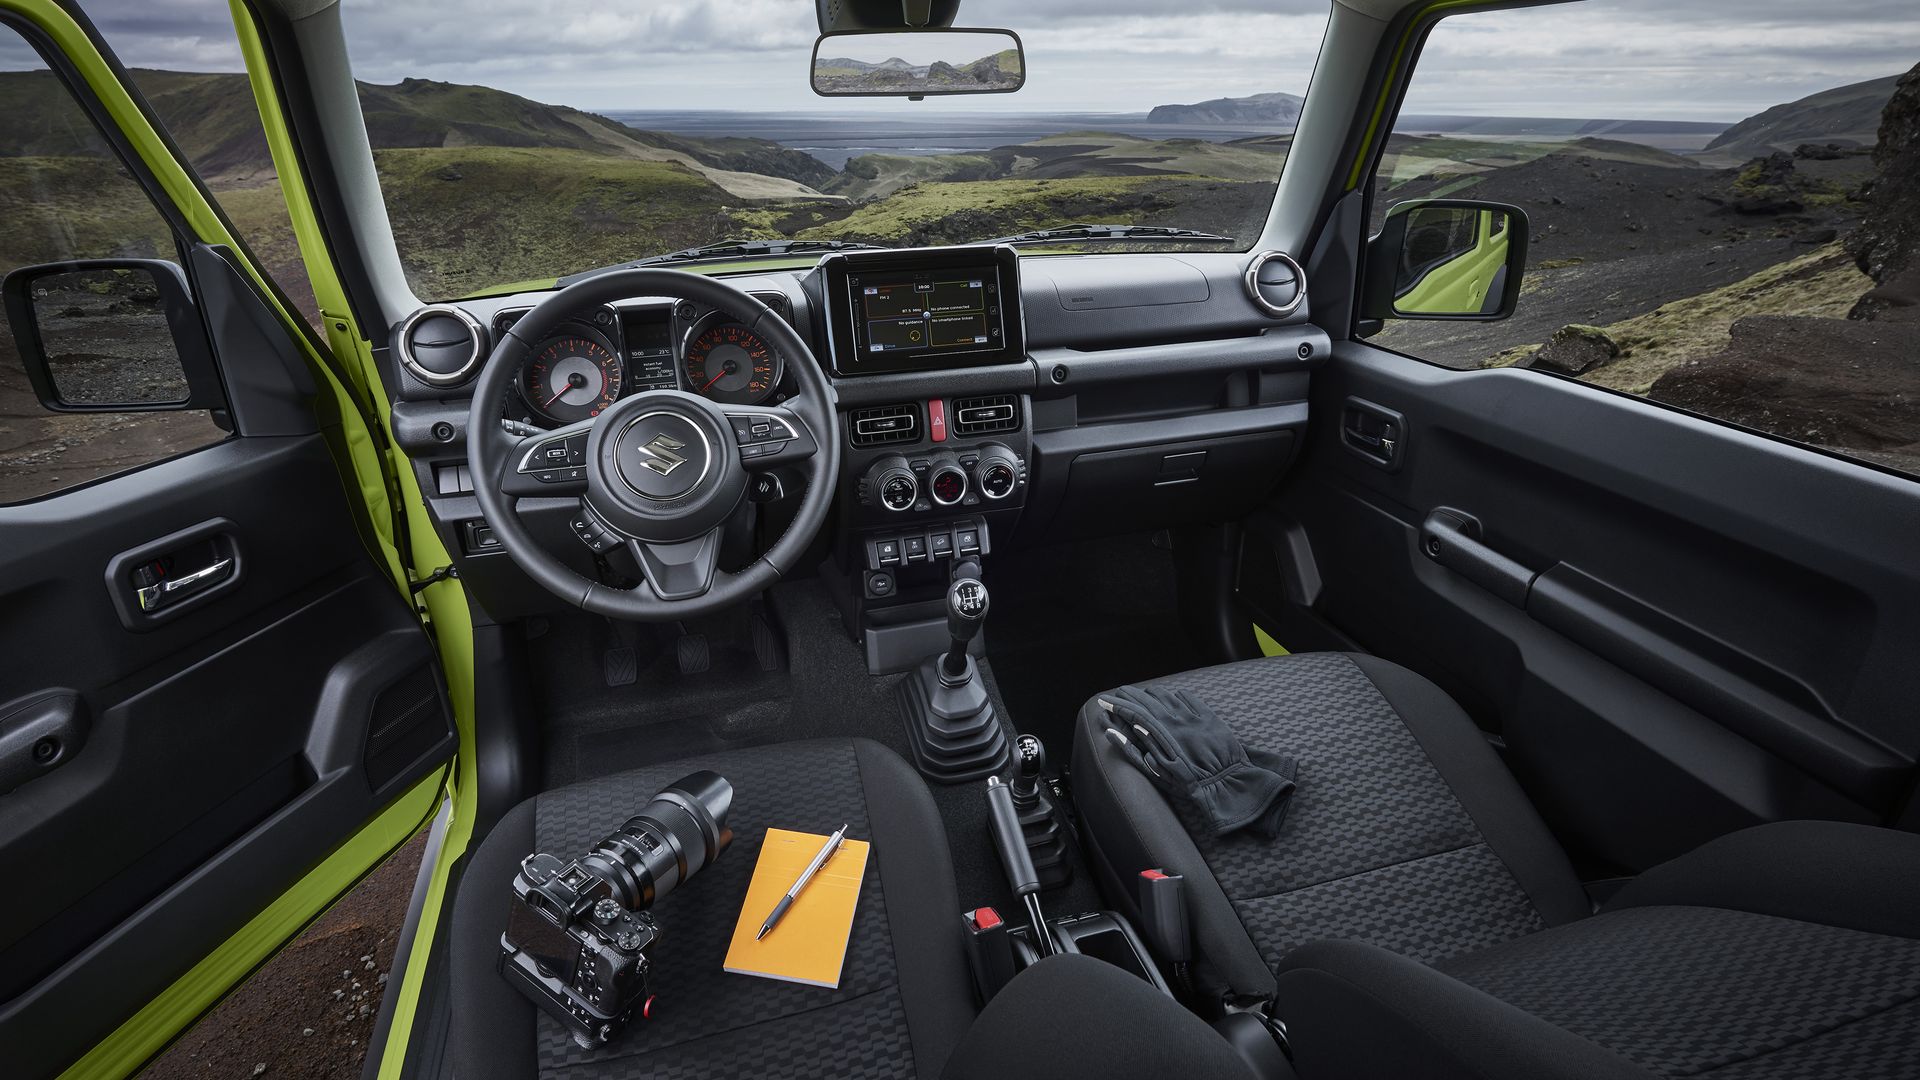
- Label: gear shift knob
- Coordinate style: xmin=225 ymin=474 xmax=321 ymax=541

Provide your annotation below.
xmin=1014 ymin=734 xmax=1045 ymax=781
xmin=943 ymin=568 xmax=989 ymax=678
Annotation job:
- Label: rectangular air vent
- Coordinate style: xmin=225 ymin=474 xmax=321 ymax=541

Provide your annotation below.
xmin=952 ymin=395 xmax=1020 ymax=437
xmin=850 ymin=403 xmax=920 ymax=447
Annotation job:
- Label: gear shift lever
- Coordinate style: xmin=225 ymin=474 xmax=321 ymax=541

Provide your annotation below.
xmin=1009 ymin=734 xmax=1074 ymax=888
xmin=897 ymin=559 xmax=1010 ymax=782
xmin=943 ymin=562 xmax=989 ymax=681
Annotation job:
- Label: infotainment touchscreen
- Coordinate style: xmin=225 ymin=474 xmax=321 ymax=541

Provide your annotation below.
xmin=813 ymin=246 xmax=1024 ymax=376
xmin=852 ymin=269 xmax=1004 ymax=357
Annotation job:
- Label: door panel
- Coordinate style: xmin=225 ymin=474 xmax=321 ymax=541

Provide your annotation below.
xmin=1246 ymin=344 xmax=1920 ymax=871
xmin=0 ymin=433 xmax=453 ymax=1078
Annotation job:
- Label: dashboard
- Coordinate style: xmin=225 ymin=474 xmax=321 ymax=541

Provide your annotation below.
xmin=385 ymin=244 xmax=1329 ymax=656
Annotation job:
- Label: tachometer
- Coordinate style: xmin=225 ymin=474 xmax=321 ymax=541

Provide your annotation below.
xmin=683 ymin=318 xmax=780 ymax=405
xmin=522 ymin=333 xmax=623 ymax=425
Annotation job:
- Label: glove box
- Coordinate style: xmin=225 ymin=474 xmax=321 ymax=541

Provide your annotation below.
xmin=1025 ymin=404 xmax=1303 ymax=541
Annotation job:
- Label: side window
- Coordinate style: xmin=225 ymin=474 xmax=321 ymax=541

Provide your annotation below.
xmin=1367 ymin=4 xmax=1920 ymax=480
xmin=0 ymin=45 xmax=228 ymax=503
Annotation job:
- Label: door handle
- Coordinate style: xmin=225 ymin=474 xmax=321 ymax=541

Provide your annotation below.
xmin=1341 ymin=397 xmax=1406 ymax=469
xmin=104 ymin=518 xmax=245 ymax=629
xmin=135 ymin=556 xmax=233 ymax=612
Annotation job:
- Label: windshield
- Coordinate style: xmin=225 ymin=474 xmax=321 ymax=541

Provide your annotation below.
xmin=335 ymin=1 xmax=1330 ymax=300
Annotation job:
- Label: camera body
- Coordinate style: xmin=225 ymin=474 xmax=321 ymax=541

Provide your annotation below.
xmin=498 ymin=771 xmax=733 ymax=1048
xmin=501 ymin=852 xmax=663 ymax=1047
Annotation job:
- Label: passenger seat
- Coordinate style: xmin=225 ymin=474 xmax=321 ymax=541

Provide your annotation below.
xmin=1074 ymin=652 xmax=1920 ymax=1078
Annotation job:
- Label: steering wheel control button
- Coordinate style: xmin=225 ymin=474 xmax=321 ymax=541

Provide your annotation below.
xmin=569 ymin=504 xmax=620 ymax=554
xmin=614 ymin=411 xmax=712 ymax=502
xmin=727 ymin=412 xmax=796 ymax=445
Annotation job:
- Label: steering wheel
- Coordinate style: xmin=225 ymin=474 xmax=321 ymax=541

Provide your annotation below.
xmin=466 ymin=269 xmax=839 ymax=620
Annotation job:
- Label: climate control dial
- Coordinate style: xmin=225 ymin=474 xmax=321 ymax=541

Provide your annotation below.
xmin=925 ymin=453 xmax=968 ymax=507
xmin=863 ymin=455 xmax=918 ymax=512
xmin=974 ymin=444 xmax=1022 ymax=500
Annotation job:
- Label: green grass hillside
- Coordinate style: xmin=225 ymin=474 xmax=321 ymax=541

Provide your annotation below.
xmin=372 ymin=147 xmax=740 ymax=297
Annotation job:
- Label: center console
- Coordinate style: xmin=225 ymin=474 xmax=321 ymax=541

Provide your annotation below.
xmin=804 ymin=246 xmax=1035 ymax=673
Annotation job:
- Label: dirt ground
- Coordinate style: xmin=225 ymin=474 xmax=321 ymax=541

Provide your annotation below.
xmin=138 ymin=831 xmax=430 ymax=1080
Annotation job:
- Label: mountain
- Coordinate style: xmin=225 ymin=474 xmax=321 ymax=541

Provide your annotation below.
xmin=1705 ymin=73 xmax=1904 ymax=158
xmin=0 ymin=70 xmax=833 ymax=199
xmin=1148 ymin=91 xmax=1304 ymax=126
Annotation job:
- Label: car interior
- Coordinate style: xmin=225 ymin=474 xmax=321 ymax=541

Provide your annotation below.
xmin=2 ymin=0 xmax=1918 ymax=1078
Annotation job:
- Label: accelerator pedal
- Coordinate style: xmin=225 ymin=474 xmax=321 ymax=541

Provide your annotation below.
xmin=750 ymin=599 xmax=786 ymax=672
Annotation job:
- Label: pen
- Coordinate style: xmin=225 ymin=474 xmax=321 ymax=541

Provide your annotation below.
xmin=757 ymin=824 xmax=848 ymax=940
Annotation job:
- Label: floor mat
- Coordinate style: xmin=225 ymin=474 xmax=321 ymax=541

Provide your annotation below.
xmin=533 ymin=578 xmax=1104 ymax=919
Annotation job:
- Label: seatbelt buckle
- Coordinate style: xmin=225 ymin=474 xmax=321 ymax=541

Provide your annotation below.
xmin=962 ymin=906 xmax=1017 ymax=1004
xmin=1136 ymin=869 xmax=1191 ymax=973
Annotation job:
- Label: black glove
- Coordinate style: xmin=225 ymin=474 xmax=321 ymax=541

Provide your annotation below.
xmin=1098 ymin=684 xmax=1297 ymax=839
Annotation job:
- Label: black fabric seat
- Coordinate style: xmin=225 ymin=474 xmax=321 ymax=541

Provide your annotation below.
xmin=450 ymin=738 xmax=976 ymax=1080
xmin=1073 ymin=651 xmax=1589 ymax=1001
xmin=1074 ymin=653 xmax=1920 ymax=1079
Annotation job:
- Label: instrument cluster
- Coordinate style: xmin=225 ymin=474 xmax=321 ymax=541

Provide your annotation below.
xmin=498 ymin=295 xmax=791 ymax=429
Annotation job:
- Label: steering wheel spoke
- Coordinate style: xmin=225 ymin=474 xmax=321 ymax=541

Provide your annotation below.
xmin=501 ymin=419 xmax=595 ymax=496
xmin=724 ymin=405 xmax=818 ymax=471
xmin=628 ymin=528 xmax=723 ymax=602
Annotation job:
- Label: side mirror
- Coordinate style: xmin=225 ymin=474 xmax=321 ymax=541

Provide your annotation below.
xmin=811 ymin=28 xmax=1025 ymax=99
xmin=3 ymin=259 xmax=223 ymax=413
xmin=1362 ymin=200 xmax=1529 ymax=323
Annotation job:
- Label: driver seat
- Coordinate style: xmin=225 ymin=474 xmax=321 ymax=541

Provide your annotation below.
xmin=449 ymin=738 xmax=978 ymax=1080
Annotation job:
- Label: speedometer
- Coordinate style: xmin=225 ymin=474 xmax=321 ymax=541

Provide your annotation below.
xmin=683 ymin=318 xmax=780 ymax=406
xmin=522 ymin=333 xmax=623 ymax=425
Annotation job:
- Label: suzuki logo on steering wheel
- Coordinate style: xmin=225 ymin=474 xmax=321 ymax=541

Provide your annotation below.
xmin=634 ymin=432 xmax=690 ymax=476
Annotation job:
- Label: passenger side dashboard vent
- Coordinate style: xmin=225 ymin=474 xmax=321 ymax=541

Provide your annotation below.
xmin=850 ymin=403 xmax=920 ymax=447
xmin=1244 ymin=250 xmax=1305 ymax=318
xmin=952 ymin=395 xmax=1020 ymax=437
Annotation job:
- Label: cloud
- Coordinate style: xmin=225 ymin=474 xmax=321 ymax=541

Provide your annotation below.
xmin=0 ymin=0 xmax=1912 ymax=120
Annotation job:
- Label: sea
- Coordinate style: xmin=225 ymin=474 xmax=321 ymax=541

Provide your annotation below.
xmin=602 ymin=110 xmax=1729 ymax=169
xmin=602 ymin=111 xmax=1278 ymax=169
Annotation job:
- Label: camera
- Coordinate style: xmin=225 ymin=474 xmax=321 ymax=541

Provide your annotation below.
xmin=499 ymin=771 xmax=734 ymax=1047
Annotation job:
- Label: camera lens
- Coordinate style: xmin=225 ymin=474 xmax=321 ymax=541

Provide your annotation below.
xmin=578 ymin=771 xmax=733 ymax=911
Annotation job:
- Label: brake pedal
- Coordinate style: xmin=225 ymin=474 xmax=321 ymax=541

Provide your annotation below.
xmin=603 ymin=645 xmax=637 ymax=687
xmin=676 ymin=633 xmax=711 ymax=675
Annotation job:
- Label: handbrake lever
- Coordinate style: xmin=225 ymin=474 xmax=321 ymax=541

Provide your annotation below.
xmin=987 ymin=776 xmax=1056 ymax=956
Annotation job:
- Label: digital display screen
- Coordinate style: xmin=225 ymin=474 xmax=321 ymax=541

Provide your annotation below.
xmin=849 ymin=268 xmax=1004 ymax=360
xmin=621 ymin=310 xmax=676 ymax=389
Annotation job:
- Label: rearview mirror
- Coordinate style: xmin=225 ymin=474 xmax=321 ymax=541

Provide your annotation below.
xmin=2 ymin=259 xmax=223 ymax=412
xmin=811 ymin=29 xmax=1025 ymax=99
xmin=1362 ymin=200 xmax=1529 ymax=322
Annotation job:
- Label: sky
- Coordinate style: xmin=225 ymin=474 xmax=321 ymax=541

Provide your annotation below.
xmin=3 ymin=0 xmax=1918 ymax=122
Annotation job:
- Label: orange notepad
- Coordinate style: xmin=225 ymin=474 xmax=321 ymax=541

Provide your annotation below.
xmin=723 ymin=828 xmax=870 ymax=988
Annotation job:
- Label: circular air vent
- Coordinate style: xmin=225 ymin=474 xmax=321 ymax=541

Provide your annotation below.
xmin=1243 ymin=250 xmax=1305 ymax=318
xmin=396 ymin=305 xmax=485 ymax=387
